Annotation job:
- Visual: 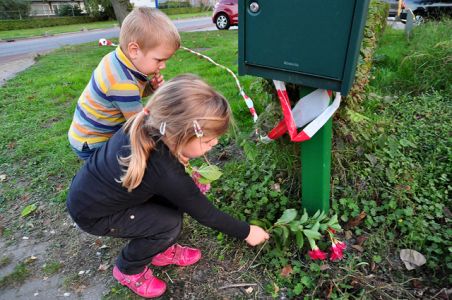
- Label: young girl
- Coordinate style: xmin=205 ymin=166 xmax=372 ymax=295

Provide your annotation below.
xmin=66 ymin=74 xmax=269 ymax=298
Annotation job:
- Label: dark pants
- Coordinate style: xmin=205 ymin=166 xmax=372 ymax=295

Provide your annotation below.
xmin=75 ymin=199 xmax=182 ymax=275
xmin=71 ymin=142 xmax=96 ymax=161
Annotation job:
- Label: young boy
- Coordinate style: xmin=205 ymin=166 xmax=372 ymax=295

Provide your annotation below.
xmin=68 ymin=7 xmax=180 ymax=160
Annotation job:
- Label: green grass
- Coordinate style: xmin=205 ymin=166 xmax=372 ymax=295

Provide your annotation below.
xmin=0 ymin=21 xmax=118 ymax=40
xmin=372 ymin=19 xmax=452 ymax=94
xmin=0 ymin=21 xmax=451 ymax=298
xmin=0 ymin=256 xmax=12 ymax=268
xmin=0 ymin=30 xmax=265 ymax=220
xmin=42 ymin=261 xmax=62 ymax=276
xmin=0 ymin=12 xmax=211 ymax=40
xmin=0 ymin=263 xmax=30 ymax=288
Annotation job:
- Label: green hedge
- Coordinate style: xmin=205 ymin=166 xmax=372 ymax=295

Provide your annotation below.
xmin=344 ymin=0 xmax=389 ymax=108
xmin=0 ymin=16 xmax=105 ymax=31
xmin=158 ymin=1 xmax=191 ymax=9
xmin=160 ymin=7 xmax=210 ymax=15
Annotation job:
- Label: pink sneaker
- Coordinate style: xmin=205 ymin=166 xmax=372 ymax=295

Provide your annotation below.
xmin=113 ymin=265 xmax=166 ymax=298
xmin=151 ymin=244 xmax=201 ymax=267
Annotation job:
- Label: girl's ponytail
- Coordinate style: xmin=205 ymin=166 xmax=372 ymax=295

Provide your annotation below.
xmin=119 ymin=111 xmax=155 ymax=192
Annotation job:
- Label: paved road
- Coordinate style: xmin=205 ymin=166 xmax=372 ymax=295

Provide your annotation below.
xmin=0 ymin=17 xmax=215 ymax=63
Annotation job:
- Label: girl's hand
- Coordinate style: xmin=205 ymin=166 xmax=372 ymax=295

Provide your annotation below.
xmin=245 ymin=225 xmax=270 ymax=246
xmin=151 ymin=72 xmax=164 ymax=91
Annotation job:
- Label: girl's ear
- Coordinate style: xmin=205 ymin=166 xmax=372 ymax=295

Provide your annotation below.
xmin=127 ymin=42 xmax=140 ymax=60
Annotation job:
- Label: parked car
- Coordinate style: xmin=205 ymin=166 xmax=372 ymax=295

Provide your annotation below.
xmin=212 ymin=0 xmax=238 ymax=30
xmin=402 ymin=0 xmax=452 ymax=22
xmin=382 ymin=0 xmax=406 ymax=17
xmin=383 ymin=0 xmax=452 ymax=22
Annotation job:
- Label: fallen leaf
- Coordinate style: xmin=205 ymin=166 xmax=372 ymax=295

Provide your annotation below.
xmin=280 ymin=265 xmax=293 ymax=278
xmin=7 ymin=142 xmax=16 ymax=149
xmin=271 ymin=183 xmax=281 ymax=192
xmin=400 ymin=249 xmax=426 ymax=270
xmin=412 ymin=278 xmax=423 ymax=289
xmin=345 ymin=230 xmax=353 ymax=240
xmin=320 ymin=264 xmax=330 ymax=271
xmin=245 ymin=287 xmax=254 ymax=294
xmin=370 ymin=262 xmax=376 ymax=271
xmin=273 ymin=283 xmax=280 ymax=294
xmin=24 ymin=256 xmax=37 ymax=264
xmin=20 ymin=194 xmax=31 ymax=202
xmin=351 ymin=245 xmax=364 ymax=252
xmin=21 ymin=203 xmax=37 ymax=217
xmin=344 ymin=211 xmax=367 ymax=229
xmin=95 ymin=239 xmax=102 ymax=247
xmin=54 ymin=184 xmax=65 ymax=192
xmin=356 ymin=235 xmax=368 ymax=246
xmin=98 ymin=263 xmax=109 ymax=272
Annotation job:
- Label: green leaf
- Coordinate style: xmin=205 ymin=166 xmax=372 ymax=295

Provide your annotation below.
xmin=289 ymin=221 xmax=300 ymax=232
xmin=311 ymin=221 xmax=320 ymax=232
xmin=303 ymin=229 xmax=322 ymax=240
xmin=197 ymin=177 xmax=211 ymax=184
xmin=196 ymin=165 xmax=223 ymax=182
xmin=327 ymin=214 xmax=339 ymax=226
xmin=316 ymin=211 xmax=327 ymax=222
xmin=21 ymin=203 xmax=37 ymax=217
xmin=312 ymin=210 xmax=321 ymax=219
xmin=250 ymin=219 xmax=267 ymax=229
xmin=293 ymin=283 xmax=303 ymax=295
xmin=281 ymin=226 xmax=290 ymax=245
xmin=299 ymin=209 xmax=309 ymax=224
xmin=275 ymin=209 xmax=298 ymax=225
xmin=295 ymin=231 xmax=304 ymax=249
xmin=273 ymin=227 xmax=284 ymax=249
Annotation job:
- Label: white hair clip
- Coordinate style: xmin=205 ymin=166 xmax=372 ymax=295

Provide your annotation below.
xmin=193 ymin=120 xmax=203 ymax=138
xmin=159 ymin=122 xmax=166 ymax=135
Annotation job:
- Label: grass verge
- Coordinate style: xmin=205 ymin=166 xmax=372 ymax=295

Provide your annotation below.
xmin=0 ymin=12 xmax=212 ymax=40
xmin=0 ymin=21 xmax=118 ymax=40
xmin=0 ymin=21 xmax=450 ymax=299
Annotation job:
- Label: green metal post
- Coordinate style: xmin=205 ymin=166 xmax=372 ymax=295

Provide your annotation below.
xmin=300 ymin=88 xmax=332 ymax=215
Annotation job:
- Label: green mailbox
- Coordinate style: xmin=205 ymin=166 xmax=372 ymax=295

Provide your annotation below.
xmin=238 ymin=0 xmax=370 ymax=95
xmin=238 ymin=0 xmax=371 ymax=215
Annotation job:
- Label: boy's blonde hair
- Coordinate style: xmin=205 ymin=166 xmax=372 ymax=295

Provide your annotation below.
xmin=119 ymin=74 xmax=231 ymax=191
xmin=120 ymin=7 xmax=180 ymax=53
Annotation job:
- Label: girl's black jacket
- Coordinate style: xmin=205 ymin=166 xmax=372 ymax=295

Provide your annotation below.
xmin=66 ymin=129 xmax=250 ymax=240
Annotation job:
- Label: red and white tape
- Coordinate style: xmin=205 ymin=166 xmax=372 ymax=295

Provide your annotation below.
xmin=260 ymin=80 xmax=341 ymax=143
xmin=176 ymin=47 xmax=340 ymax=143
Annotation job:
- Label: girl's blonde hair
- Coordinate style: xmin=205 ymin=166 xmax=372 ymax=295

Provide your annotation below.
xmin=120 ymin=7 xmax=180 ymax=53
xmin=119 ymin=74 xmax=231 ymax=191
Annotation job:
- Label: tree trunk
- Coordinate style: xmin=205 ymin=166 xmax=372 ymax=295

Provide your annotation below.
xmin=111 ymin=0 xmax=130 ymax=26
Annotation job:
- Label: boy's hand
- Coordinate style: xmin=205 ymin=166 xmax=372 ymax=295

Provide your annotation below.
xmin=150 ymin=72 xmax=164 ymax=91
xmin=245 ymin=225 xmax=270 ymax=246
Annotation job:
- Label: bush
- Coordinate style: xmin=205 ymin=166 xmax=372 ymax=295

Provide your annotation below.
xmin=160 ymin=7 xmax=209 ymax=15
xmin=57 ymin=4 xmax=83 ymax=17
xmin=0 ymin=16 xmax=104 ymax=31
xmin=158 ymin=1 xmax=191 ymax=9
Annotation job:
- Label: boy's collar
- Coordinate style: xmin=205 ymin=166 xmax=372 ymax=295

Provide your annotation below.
xmin=115 ymin=46 xmax=149 ymax=82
